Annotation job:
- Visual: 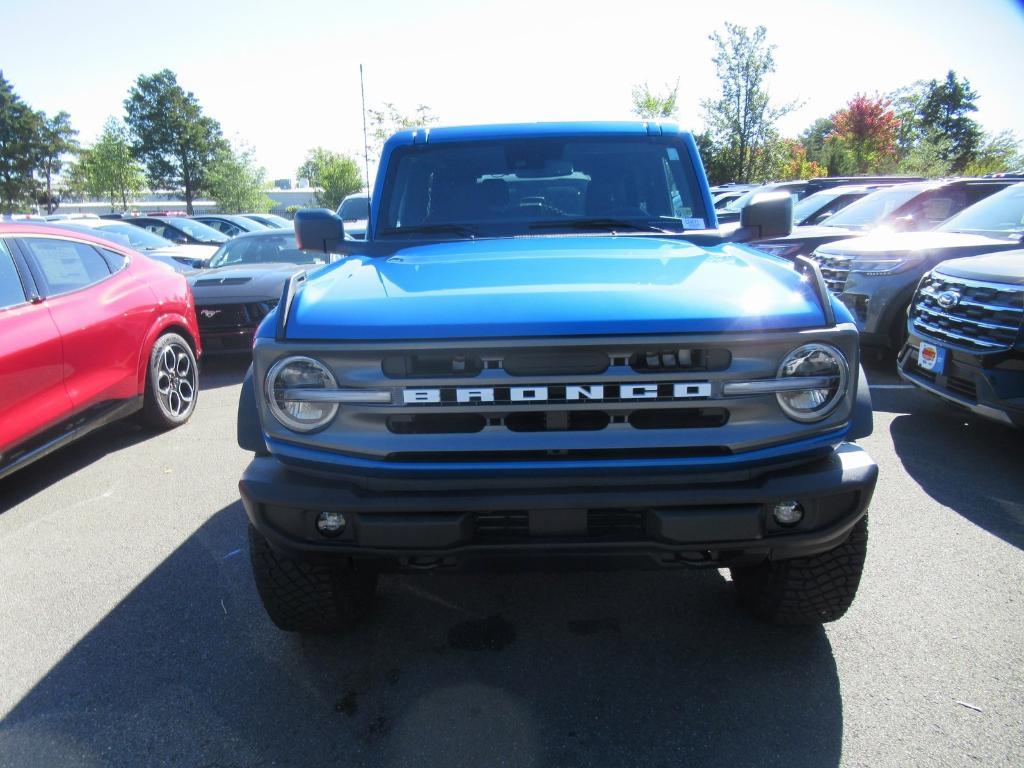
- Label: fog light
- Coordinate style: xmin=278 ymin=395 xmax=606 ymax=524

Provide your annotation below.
xmin=316 ymin=511 xmax=346 ymax=536
xmin=772 ymin=501 xmax=804 ymax=527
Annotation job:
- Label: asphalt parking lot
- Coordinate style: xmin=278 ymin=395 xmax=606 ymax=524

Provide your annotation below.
xmin=1 ymin=357 xmax=1022 ymax=768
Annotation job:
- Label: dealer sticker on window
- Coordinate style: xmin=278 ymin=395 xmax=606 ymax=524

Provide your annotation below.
xmin=683 ymin=218 xmax=706 ymax=230
xmin=917 ymin=342 xmax=946 ymax=372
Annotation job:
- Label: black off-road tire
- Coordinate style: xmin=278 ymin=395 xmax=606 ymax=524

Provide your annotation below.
xmin=730 ymin=515 xmax=869 ymax=625
xmin=247 ymin=524 xmax=378 ymax=633
xmin=141 ymin=332 xmax=198 ymax=429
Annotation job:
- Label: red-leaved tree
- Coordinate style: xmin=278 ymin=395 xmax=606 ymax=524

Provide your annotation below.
xmin=831 ymin=94 xmax=900 ymax=173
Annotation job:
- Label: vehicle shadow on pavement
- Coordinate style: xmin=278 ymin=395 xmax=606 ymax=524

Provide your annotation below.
xmin=0 ymin=501 xmax=844 ymax=768
xmin=199 ymin=357 xmax=251 ymax=391
xmin=0 ymin=422 xmax=153 ymax=515
xmin=888 ymin=394 xmax=1024 ymax=550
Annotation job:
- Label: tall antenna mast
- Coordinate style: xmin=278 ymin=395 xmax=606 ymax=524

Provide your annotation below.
xmin=360 ymin=64 xmax=370 ymax=196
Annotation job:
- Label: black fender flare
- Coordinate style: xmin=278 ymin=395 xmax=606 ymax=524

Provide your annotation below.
xmin=847 ymin=364 xmax=873 ymax=441
xmin=237 ymin=366 xmax=268 ymax=455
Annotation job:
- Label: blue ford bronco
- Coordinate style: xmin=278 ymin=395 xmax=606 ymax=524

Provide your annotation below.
xmin=237 ymin=122 xmax=877 ymax=632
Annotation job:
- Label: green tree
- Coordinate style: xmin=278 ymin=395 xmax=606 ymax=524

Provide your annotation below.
xmin=36 ymin=111 xmax=78 ymax=214
xmin=701 ymin=23 xmax=797 ymax=183
xmin=365 ymin=102 xmax=438 ymax=182
xmin=887 ymin=80 xmax=929 ymax=159
xmin=918 ymin=70 xmax=982 ymax=173
xmin=631 ymin=80 xmax=679 ymax=120
xmin=963 ymin=131 xmax=1023 ymax=177
xmin=207 ymin=143 xmax=273 ymax=213
xmin=799 ymin=117 xmax=854 ymax=176
xmin=124 ymin=69 xmax=226 ymax=213
xmin=896 ymin=134 xmax=953 ymax=177
xmin=70 ymin=118 xmax=145 ymax=210
xmin=297 ymin=148 xmax=363 ymax=211
xmin=0 ymin=71 xmax=42 ymax=213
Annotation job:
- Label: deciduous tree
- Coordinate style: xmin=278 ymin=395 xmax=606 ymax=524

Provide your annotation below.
xmin=70 ymin=118 xmax=145 ymax=210
xmin=701 ymin=24 xmax=797 ymax=183
xmin=124 ymin=69 xmax=225 ymax=214
xmin=963 ymin=130 xmax=1023 ymax=177
xmin=297 ymin=148 xmax=363 ymax=211
xmin=631 ymin=80 xmax=679 ymax=120
xmin=36 ymin=111 xmax=78 ymax=214
xmin=208 ymin=143 xmax=273 ymax=214
xmin=830 ymin=93 xmax=900 ymax=173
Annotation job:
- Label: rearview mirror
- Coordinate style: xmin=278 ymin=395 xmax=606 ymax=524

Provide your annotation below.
xmin=295 ymin=208 xmax=345 ymax=253
xmin=738 ymin=191 xmax=793 ymax=240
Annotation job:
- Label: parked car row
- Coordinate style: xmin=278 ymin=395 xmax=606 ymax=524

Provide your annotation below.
xmin=729 ymin=178 xmax=1024 ymax=428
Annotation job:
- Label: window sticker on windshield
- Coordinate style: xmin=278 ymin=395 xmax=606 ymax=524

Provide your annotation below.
xmin=683 ymin=217 xmax=706 ymax=229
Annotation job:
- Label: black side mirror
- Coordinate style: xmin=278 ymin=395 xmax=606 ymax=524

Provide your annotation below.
xmin=739 ymin=191 xmax=793 ymax=240
xmin=295 ymin=208 xmax=345 ymax=253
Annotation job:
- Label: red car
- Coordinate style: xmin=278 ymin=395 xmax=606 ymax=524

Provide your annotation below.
xmin=0 ymin=223 xmax=202 ymax=479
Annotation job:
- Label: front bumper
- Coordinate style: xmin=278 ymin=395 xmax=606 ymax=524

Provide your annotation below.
xmin=898 ymin=334 xmax=1024 ymax=427
xmin=199 ymin=325 xmax=257 ymax=354
xmin=239 ymin=443 xmax=877 ymax=568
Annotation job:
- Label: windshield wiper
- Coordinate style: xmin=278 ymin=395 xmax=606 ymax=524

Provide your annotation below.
xmin=377 ymin=223 xmax=479 ymax=238
xmin=529 ymin=218 xmax=673 ymax=233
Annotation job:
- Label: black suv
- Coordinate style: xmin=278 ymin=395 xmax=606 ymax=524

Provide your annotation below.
xmin=753 ymin=179 xmax=1019 ymax=260
xmin=898 ymin=248 xmax=1024 ymax=426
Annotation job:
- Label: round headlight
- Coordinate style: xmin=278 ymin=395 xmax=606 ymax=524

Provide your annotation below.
xmin=266 ymin=356 xmax=339 ymax=432
xmin=776 ymin=343 xmax=849 ymax=422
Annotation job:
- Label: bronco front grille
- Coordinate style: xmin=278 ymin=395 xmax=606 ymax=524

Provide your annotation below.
xmin=254 ymin=331 xmax=860 ymax=466
xmin=808 ymin=251 xmax=852 ymax=294
xmin=911 ymin=273 xmax=1024 ymax=352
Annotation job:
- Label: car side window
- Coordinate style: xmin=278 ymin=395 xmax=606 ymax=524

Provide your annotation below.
xmin=0 ymin=241 xmax=28 ymax=309
xmin=19 ymin=237 xmax=112 ymax=297
xmin=101 ymin=248 xmax=128 ymax=272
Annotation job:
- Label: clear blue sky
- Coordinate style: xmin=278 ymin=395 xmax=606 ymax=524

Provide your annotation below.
xmin=4 ymin=0 xmax=1023 ymax=180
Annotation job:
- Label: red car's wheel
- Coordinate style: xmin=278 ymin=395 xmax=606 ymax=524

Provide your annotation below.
xmin=141 ymin=332 xmax=198 ymax=429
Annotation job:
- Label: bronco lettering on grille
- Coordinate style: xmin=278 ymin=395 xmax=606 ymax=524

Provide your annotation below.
xmin=402 ymin=382 xmax=712 ymax=405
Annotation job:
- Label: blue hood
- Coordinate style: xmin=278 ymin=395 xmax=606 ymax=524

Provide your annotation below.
xmin=282 ymin=236 xmax=827 ymax=340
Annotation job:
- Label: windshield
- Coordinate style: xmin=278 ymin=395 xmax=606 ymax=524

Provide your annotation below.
xmin=171 ymin=218 xmax=230 ymax=241
xmin=208 ymin=233 xmax=330 ymax=268
xmin=823 ymin=185 xmax=924 ymax=230
xmin=938 ymin=183 xmax=1024 ymax=238
xmin=97 ymin=223 xmax=174 ymax=250
xmin=377 ymin=136 xmax=709 ymax=238
xmin=792 ymin=190 xmax=844 ymax=222
xmin=250 ymin=214 xmax=291 ymax=228
xmin=339 ymin=196 xmax=370 ymax=220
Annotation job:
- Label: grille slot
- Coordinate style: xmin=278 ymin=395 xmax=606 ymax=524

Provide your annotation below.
xmin=945 ymin=376 xmax=977 ymax=401
xmin=911 ymin=274 xmax=1024 ymax=351
xmin=808 ymin=252 xmax=852 ymax=293
xmin=387 ymin=414 xmax=486 ymax=434
xmin=472 ymin=509 xmax=645 ymax=540
xmin=475 ymin=511 xmax=529 ymax=539
xmin=505 ymin=411 xmax=610 ymax=432
xmin=630 ymin=348 xmax=730 ymax=372
xmin=628 ymin=408 xmax=729 ymax=429
xmin=503 ymin=351 xmax=608 ymax=376
xmin=382 ymin=353 xmax=484 ymax=378
xmin=588 ymin=509 xmax=645 ymax=537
